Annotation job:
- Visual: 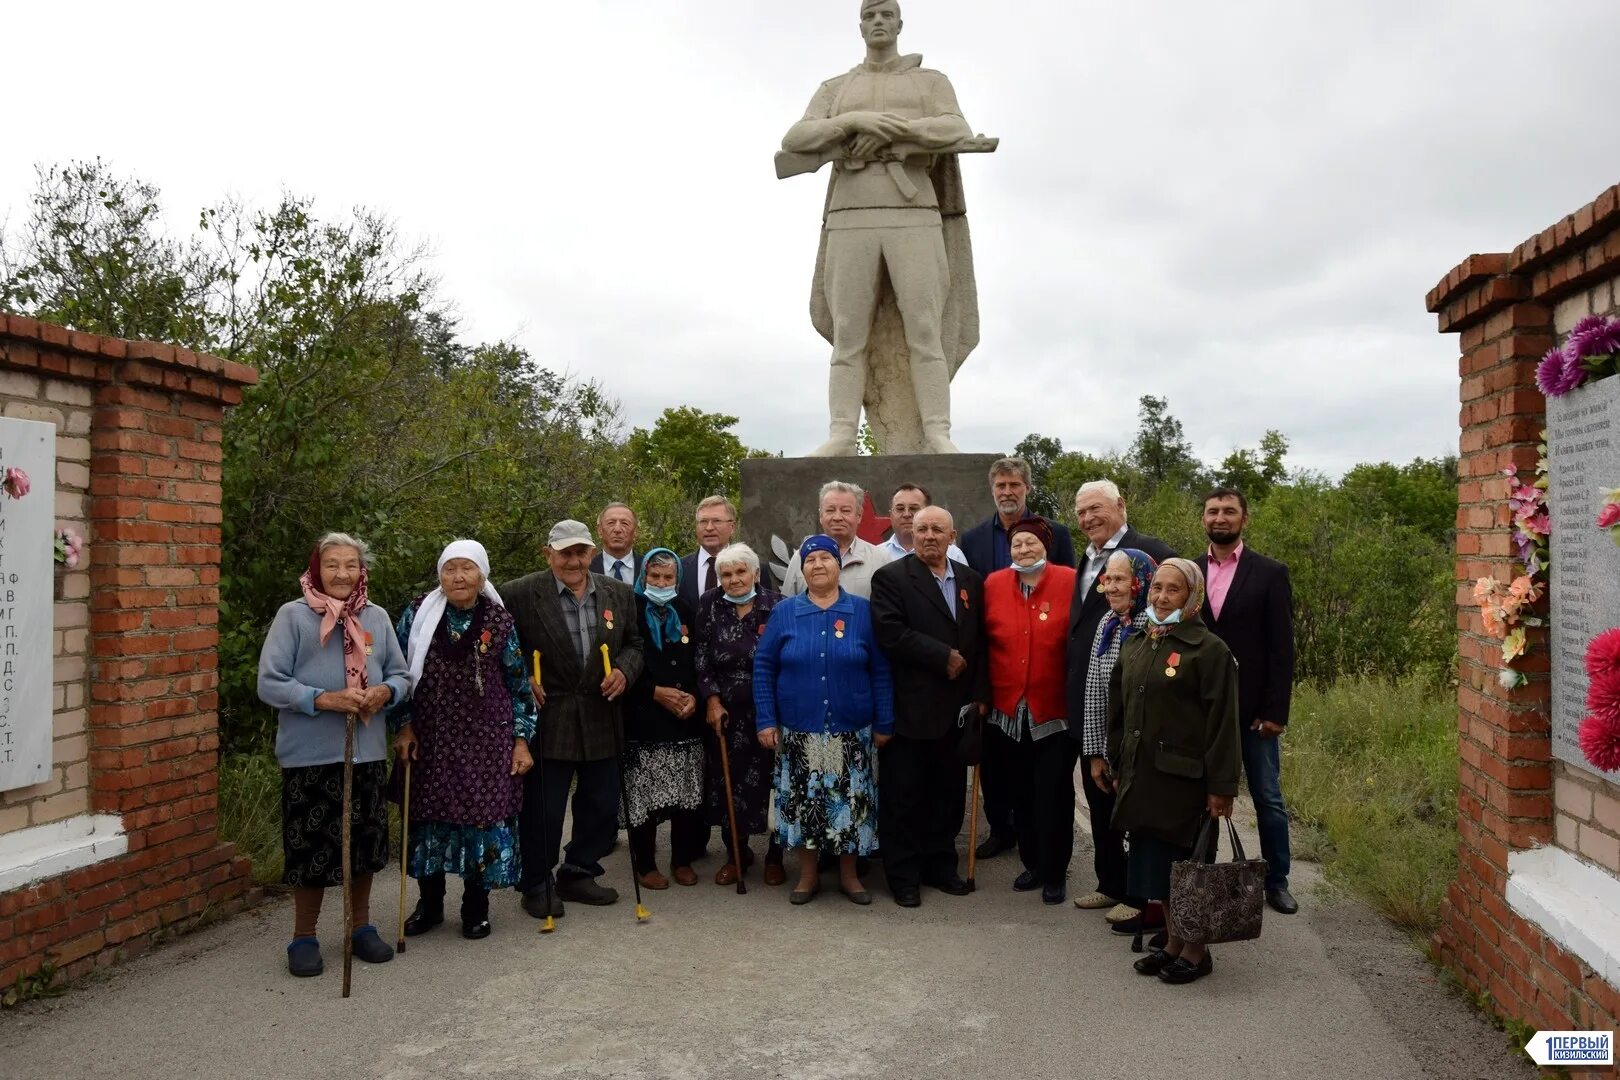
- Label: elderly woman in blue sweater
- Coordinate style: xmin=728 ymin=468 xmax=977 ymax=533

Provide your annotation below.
xmin=257 ymin=532 xmax=410 ymax=978
xmin=754 ymin=535 xmax=894 ymax=906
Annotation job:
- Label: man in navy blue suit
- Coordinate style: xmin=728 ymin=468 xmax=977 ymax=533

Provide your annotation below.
xmin=589 ymin=502 xmax=641 ymax=584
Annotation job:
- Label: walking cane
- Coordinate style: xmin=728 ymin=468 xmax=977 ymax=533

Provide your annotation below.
xmin=603 ymin=644 xmax=650 ymax=923
xmin=532 ymin=651 xmax=555 ymax=934
xmin=341 ymin=710 xmax=357 ymax=998
xmin=395 ymin=756 xmax=411 ymax=954
xmin=716 ymin=716 xmax=748 ymax=896
xmin=965 ymin=763 xmax=982 ymax=893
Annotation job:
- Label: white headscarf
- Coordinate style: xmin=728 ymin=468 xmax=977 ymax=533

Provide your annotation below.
xmin=406 ymin=539 xmax=506 ymax=691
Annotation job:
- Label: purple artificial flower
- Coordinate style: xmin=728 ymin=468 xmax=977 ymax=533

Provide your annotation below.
xmin=1562 ymin=348 xmax=1590 ymax=393
xmin=1570 ymin=315 xmax=1620 ymax=360
xmin=1537 ymin=346 xmax=1570 ymax=396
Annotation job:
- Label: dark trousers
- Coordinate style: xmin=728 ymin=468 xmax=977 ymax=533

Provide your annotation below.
xmin=1011 ymin=732 xmax=1078 ymax=888
xmin=517 ymin=756 xmax=619 ymax=894
xmin=1242 ymin=727 xmax=1291 ymax=890
xmin=418 ymin=869 xmax=488 ymax=922
xmin=879 ymin=732 xmax=966 ymax=890
xmin=627 ymin=810 xmax=709 ymax=875
xmin=1079 ymin=751 xmax=1129 ymax=900
xmin=980 ymin=722 xmax=1018 ymax=840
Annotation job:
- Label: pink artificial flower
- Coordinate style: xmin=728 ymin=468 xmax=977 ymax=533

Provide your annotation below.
xmin=1585 ymin=627 xmax=1620 ymax=679
xmin=1586 ymin=665 xmax=1620 ymax=718
xmin=1578 ymin=710 xmax=1620 ymax=774
xmin=2 ymin=467 xmax=30 ymax=499
xmin=1599 ymin=503 xmax=1620 ymax=529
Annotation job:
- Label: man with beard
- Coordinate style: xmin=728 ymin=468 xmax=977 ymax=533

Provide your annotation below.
xmin=870 ymin=506 xmax=983 ymax=906
xmin=1195 ymin=487 xmax=1298 ymax=914
xmin=959 ymin=457 xmax=1076 ymax=859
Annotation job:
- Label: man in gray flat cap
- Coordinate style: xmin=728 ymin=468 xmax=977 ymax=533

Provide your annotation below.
xmin=502 ymin=520 xmax=644 ymax=916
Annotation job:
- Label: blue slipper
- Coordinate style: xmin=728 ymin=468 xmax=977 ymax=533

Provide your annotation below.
xmin=287 ymin=936 xmax=323 ymax=977
xmin=351 ymin=924 xmax=395 ymax=964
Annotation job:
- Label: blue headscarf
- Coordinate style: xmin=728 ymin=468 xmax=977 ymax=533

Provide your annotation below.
xmin=634 ymin=547 xmax=685 ymax=650
xmin=1095 ymin=547 xmax=1157 ymax=657
xmin=799 ymin=534 xmax=840 ymax=564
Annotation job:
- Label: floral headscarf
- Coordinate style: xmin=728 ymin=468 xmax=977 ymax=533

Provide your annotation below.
xmin=1095 ymin=547 xmax=1158 ymax=657
xmin=299 ymin=542 xmax=372 ymax=701
xmin=1146 ymin=557 xmax=1206 ymax=639
xmin=634 ymin=548 xmax=685 ymax=650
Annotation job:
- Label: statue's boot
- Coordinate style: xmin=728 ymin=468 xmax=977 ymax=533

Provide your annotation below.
xmin=808 ymin=358 xmax=864 ymax=457
xmin=913 ymin=356 xmax=960 ymax=454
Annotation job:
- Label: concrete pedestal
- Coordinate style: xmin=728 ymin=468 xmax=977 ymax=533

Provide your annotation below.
xmin=740 ymin=454 xmax=1003 ymax=586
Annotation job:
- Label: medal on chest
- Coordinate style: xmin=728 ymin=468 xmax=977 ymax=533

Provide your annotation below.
xmin=602 ymin=608 xmax=614 ymax=630
xmin=680 ymin=623 xmax=690 ymax=645
xmin=959 ymin=588 xmax=970 ymax=610
xmin=1165 ymin=651 xmax=1182 ymax=679
xmin=1038 ymin=601 xmax=1051 ymax=622
xmin=833 ymin=618 xmax=846 ymax=639
xmin=363 ymin=631 xmax=373 ymax=656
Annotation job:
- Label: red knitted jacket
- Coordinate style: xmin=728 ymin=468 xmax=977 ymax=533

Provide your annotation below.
xmin=982 ymin=565 xmax=1076 ymax=724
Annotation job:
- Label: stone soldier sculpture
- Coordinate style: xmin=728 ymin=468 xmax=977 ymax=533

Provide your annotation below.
xmin=779 ymin=0 xmax=996 ymax=457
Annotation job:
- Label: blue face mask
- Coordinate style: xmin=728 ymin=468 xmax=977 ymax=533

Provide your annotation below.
xmin=644 ymin=585 xmax=678 ymax=605
xmin=722 ymin=588 xmax=758 ymax=605
xmin=1146 ymin=607 xmax=1183 ymax=627
xmin=1014 ymin=558 xmax=1047 ymax=575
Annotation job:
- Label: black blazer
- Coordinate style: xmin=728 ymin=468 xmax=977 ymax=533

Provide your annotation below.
xmin=498 ymin=570 xmax=645 ymax=763
xmin=869 ymin=557 xmax=985 ymax=740
xmin=590 ymin=550 xmax=641 ymax=583
xmin=958 ymin=513 xmax=1078 ymax=577
xmin=678 ymin=550 xmax=723 ymax=610
xmin=1063 ymin=526 xmax=1176 ymax=743
xmin=1196 ymin=548 xmax=1296 ymax=727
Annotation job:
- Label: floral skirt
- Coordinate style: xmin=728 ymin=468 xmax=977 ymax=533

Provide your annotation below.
xmin=281 ymin=761 xmax=390 ymax=888
xmin=409 ymin=819 xmax=521 ymax=889
xmin=621 ymin=738 xmax=706 ymax=829
xmin=773 ymin=727 xmax=878 ymax=856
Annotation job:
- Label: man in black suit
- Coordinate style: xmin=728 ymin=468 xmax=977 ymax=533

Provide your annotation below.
xmin=1064 ymin=479 xmax=1175 ymax=922
xmin=870 ymin=506 xmax=984 ymax=907
xmin=679 ymin=495 xmax=737 ymax=608
xmin=502 ymin=520 xmax=644 ymax=917
xmin=958 ymin=456 xmax=1076 ymax=859
xmin=1196 ymin=487 xmax=1299 ymax=915
xmin=589 ymin=502 xmax=641 ymax=584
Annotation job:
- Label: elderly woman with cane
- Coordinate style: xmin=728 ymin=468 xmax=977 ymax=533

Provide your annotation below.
xmin=694 ymin=543 xmax=784 ymax=887
xmin=1106 ymin=557 xmax=1241 ymax=984
xmin=257 ymin=532 xmax=410 ymax=978
xmin=754 ymin=535 xmax=894 ymax=905
xmin=392 ymin=540 xmax=536 ymax=940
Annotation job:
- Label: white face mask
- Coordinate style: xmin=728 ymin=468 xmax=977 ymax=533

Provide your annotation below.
xmin=722 ymin=587 xmax=757 ymax=605
xmin=1146 ymin=607 xmax=1183 ymax=627
xmin=644 ymin=585 xmax=678 ymax=605
xmin=1014 ymin=558 xmax=1047 ymax=575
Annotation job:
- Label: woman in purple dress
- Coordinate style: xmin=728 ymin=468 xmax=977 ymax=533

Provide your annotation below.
xmin=694 ymin=543 xmax=786 ymax=886
xmin=392 ymin=540 xmax=537 ymax=939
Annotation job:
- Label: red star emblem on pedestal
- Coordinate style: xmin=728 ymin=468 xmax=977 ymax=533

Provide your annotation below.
xmin=857 ymin=491 xmax=891 ymax=545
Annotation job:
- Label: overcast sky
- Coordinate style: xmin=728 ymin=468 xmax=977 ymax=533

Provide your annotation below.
xmin=5 ymin=1 xmax=1618 ymax=475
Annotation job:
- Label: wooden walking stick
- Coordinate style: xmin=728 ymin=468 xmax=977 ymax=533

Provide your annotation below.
xmin=716 ymin=716 xmax=748 ymax=896
xmin=532 ymin=650 xmax=555 ymax=934
xmin=395 ymin=755 xmax=411 ymax=954
xmin=341 ymin=710 xmax=357 ymax=998
xmin=965 ymin=763 xmax=982 ymax=893
xmin=604 ymin=643 xmax=650 ymax=923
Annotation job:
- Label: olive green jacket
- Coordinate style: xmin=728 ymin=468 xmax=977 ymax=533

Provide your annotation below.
xmin=1106 ymin=617 xmax=1241 ymax=848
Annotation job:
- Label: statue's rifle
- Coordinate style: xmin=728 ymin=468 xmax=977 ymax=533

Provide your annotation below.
xmin=774 ymin=135 xmax=1000 ymax=195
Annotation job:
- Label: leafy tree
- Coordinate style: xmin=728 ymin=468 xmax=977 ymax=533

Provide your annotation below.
xmin=1216 ymin=429 xmax=1290 ymax=500
xmin=1338 ymin=457 xmax=1458 ymax=543
xmin=1129 ymin=395 xmax=1205 ymax=495
xmin=1012 ymin=432 xmax=1064 ymax=518
xmin=625 ymin=406 xmax=773 ymax=503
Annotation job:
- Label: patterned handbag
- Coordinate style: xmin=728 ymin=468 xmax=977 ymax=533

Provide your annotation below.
xmin=1166 ymin=817 xmax=1266 ymax=946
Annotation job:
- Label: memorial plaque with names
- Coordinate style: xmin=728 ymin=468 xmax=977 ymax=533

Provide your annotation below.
xmin=0 ymin=417 xmax=56 ymax=792
xmin=1547 ymin=375 xmax=1620 ymax=779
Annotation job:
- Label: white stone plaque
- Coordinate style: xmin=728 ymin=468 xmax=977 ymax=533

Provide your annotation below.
xmin=1548 ymin=376 xmax=1620 ymax=779
xmin=0 ymin=417 xmax=56 ymax=793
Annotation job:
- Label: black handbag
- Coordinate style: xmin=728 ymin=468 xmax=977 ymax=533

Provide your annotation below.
xmin=1165 ymin=816 xmax=1266 ymax=946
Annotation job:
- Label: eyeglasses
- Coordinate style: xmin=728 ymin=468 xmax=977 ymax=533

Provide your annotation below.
xmin=697 ymin=517 xmax=734 ymax=527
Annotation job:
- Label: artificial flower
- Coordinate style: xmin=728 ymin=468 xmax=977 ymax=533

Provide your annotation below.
xmin=1578 ymin=710 xmax=1620 ymax=774
xmin=1536 ymin=346 xmax=1570 ymax=397
xmin=2 ymin=467 xmax=30 ymax=500
xmin=1569 ymin=315 xmax=1620 ymax=362
xmin=1587 ymin=665 xmax=1620 ymax=718
xmin=1600 ymin=503 xmax=1620 ymax=529
xmin=1585 ymin=627 xmax=1620 ymax=679
xmin=1500 ymin=626 xmax=1527 ymax=662
xmin=1497 ymin=668 xmax=1527 ymax=691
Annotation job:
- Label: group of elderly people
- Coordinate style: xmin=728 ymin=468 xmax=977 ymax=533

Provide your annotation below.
xmin=259 ymin=465 xmax=1285 ymax=988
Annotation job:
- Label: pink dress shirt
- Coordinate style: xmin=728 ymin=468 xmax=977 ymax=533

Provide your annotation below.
xmin=1205 ymin=541 xmax=1244 ymax=621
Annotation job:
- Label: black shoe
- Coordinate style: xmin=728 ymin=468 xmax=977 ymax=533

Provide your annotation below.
xmin=350 ymin=925 xmax=395 ymax=964
xmin=555 ymin=877 xmax=619 ymax=906
xmin=1133 ymin=949 xmax=1175 ymax=976
xmin=1042 ymin=884 xmax=1066 ymax=905
xmin=521 ymin=888 xmax=564 ymax=919
xmin=1158 ymin=951 xmax=1214 ymax=984
xmin=893 ymin=885 xmax=921 ymax=908
xmin=1267 ymin=887 xmax=1298 ymax=914
xmin=461 ymin=920 xmax=492 ymax=940
xmin=840 ymin=885 xmax=873 ymax=906
xmin=1012 ymin=870 xmax=1039 ymax=892
xmin=975 ymin=833 xmax=1017 ymax=860
xmin=286 ymin=937 xmax=323 ymax=977
xmin=403 ymin=901 xmax=444 ymax=937
xmin=1148 ymin=930 xmax=1168 ymax=950
xmin=1111 ymin=913 xmax=1165 ymax=935
xmin=924 ymin=874 xmax=972 ymax=896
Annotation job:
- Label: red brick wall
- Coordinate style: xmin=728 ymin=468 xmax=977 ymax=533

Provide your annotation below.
xmin=1429 ymin=185 xmax=1620 ymax=1053
xmin=0 ymin=315 xmax=259 ymax=988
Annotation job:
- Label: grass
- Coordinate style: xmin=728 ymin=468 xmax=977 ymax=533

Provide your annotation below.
xmin=1282 ymin=677 xmax=1458 ymax=936
xmin=218 ymin=752 xmax=286 ymax=885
